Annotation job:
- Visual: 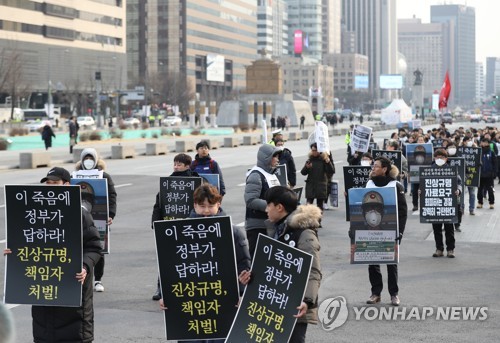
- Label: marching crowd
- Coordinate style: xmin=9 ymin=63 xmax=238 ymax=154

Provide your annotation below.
xmin=3 ymin=119 xmax=500 ymax=342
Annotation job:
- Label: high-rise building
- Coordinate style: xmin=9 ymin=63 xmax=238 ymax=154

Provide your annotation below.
xmin=0 ymin=1 xmax=126 ymax=113
xmin=486 ymin=57 xmax=500 ymax=96
xmin=257 ymin=0 xmax=288 ymax=57
xmin=127 ymin=0 xmax=257 ymax=104
xmin=342 ymin=0 xmax=398 ymax=98
xmin=431 ymin=4 xmax=476 ymax=106
xmin=286 ymin=0 xmax=341 ymax=60
xmin=475 ymin=62 xmax=485 ymax=104
xmin=398 ymin=18 xmax=445 ymax=98
xmin=323 ymin=53 xmax=368 ymax=93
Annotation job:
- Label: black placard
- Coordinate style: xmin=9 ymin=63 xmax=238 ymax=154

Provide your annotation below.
xmin=275 ymin=164 xmax=288 ymax=187
xmin=4 ymin=185 xmax=83 ymax=306
xmin=343 ymin=166 xmax=371 ymax=221
xmin=154 ymin=216 xmax=239 ymax=341
xmin=372 ymin=149 xmax=402 ymax=172
xmin=159 ymin=176 xmax=202 ymax=219
xmin=447 ymin=157 xmax=465 ymax=206
xmin=456 ymin=147 xmax=481 ymax=187
xmin=419 ymin=167 xmax=458 ymax=223
xmin=226 ymin=234 xmax=313 ymax=343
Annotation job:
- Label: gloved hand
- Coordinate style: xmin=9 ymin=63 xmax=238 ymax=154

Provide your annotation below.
xmin=348 ymin=230 xmax=354 ymax=239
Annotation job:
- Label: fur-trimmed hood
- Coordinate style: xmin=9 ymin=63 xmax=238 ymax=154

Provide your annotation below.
xmin=286 ymin=204 xmax=322 ymax=231
xmin=369 ymin=164 xmax=400 ymax=181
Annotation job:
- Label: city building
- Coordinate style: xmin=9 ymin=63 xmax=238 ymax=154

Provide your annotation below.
xmin=486 ymin=57 xmax=500 ymax=96
xmin=323 ymin=53 xmax=368 ymax=93
xmin=342 ymin=0 xmax=398 ymax=99
xmin=257 ymin=0 xmax=288 ymax=58
xmin=431 ymin=4 xmax=476 ymax=107
xmin=279 ymin=56 xmax=334 ymax=109
xmin=127 ymin=0 xmax=257 ymax=107
xmin=476 ymin=62 xmax=485 ymax=104
xmin=398 ymin=17 xmax=445 ymax=100
xmin=0 ymin=0 xmax=126 ymax=115
xmin=286 ymin=0 xmax=341 ymax=60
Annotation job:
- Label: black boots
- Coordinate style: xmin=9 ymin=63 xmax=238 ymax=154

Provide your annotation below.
xmin=152 ymin=279 xmax=161 ymax=301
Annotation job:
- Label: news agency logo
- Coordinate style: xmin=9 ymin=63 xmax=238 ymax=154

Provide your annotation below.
xmin=318 ymin=296 xmax=488 ymax=331
xmin=317 ymin=296 xmax=349 ymax=331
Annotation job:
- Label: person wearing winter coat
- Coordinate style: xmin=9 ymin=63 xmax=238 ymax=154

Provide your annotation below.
xmin=41 ymin=123 xmax=56 ymax=150
xmin=478 ymin=138 xmax=497 ymax=209
xmin=239 ymin=186 xmax=322 ymax=343
xmin=275 ymin=138 xmax=297 ymax=188
xmin=75 ymin=148 xmax=118 ymax=293
xmin=151 ymin=153 xmax=200 ymax=300
xmin=190 ymin=140 xmax=226 ymax=196
xmin=357 ymin=156 xmax=407 ymax=306
xmin=244 ymin=144 xmax=282 ymax=256
xmin=4 ymin=167 xmax=102 ymax=343
xmin=301 ymin=143 xmax=335 ymax=211
xmin=159 ymin=184 xmax=251 ymax=343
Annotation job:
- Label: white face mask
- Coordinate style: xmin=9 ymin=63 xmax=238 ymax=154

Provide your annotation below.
xmin=83 ymin=159 xmax=96 ymax=170
xmin=466 ymin=141 xmax=473 ymax=147
xmin=360 ymin=160 xmax=371 ymax=167
xmin=435 ymin=158 xmax=446 ymax=167
xmin=276 ymin=146 xmax=284 ymax=151
xmin=447 ymin=148 xmax=456 ymax=156
xmin=365 ymin=210 xmax=382 ymax=228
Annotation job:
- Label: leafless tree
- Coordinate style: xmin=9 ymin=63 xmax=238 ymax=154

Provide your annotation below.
xmin=0 ymin=46 xmax=30 ymax=120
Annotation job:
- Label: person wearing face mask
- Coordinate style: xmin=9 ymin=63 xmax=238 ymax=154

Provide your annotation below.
xmin=446 ymin=142 xmax=463 ymax=231
xmin=410 ymin=142 xmax=427 ymax=212
xmin=360 ymin=152 xmax=373 ymax=167
xmin=477 ymin=138 xmax=497 ymax=210
xmin=74 ymin=148 xmax=117 ymax=293
xmin=428 ymin=149 xmax=462 ymax=258
xmin=354 ymin=156 xmax=407 ymax=306
xmin=275 ymin=138 xmax=297 ymax=188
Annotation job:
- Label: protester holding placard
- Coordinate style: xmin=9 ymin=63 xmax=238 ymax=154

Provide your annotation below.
xmin=5 ymin=167 xmax=102 ymax=342
xmin=151 ymin=153 xmax=200 ymax=300
xmin=424 ymin=149 xmax=462 ymax=258
xmin=459 ymin=136 xmax=478 ymax=214
xmin=75 ymin=148 xmax=118 ymax=293
xmin=191 ymin=140 xmax=226 ymax=196
xmin=240 ymin=186 xmax=322 ymax=343
xmin=158 ymin=184 xmax=251 ymax=343
xmin=300 ymin=143 xmax=335 ymax=213
xmin=359 ymin=157 xmax=407 ymax=306
xmin=244 ymin=144 xmax=282 ymax=256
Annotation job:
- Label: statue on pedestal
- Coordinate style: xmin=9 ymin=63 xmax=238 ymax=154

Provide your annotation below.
xmin=413 ymin=69 xmax=423 ymax=86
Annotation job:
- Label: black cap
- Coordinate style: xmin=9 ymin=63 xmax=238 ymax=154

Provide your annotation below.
xmin=40 ymin=167 xmax=71 ymax=183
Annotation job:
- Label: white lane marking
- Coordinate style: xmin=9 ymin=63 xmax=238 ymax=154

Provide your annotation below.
xmin=236 ymin=221 xmax=245 ymax=227
xmin=0 ymin=239 xmax=5 ymax=244
xmin=238 ymin=183 xmax=246 ymax=187
xmin=115 ymin=183 xmax=133 ymax=188
xmin=0 ymin=204 xmax=4 ymax=208
xmin=6 ymin=304 xmax=20 ymax=310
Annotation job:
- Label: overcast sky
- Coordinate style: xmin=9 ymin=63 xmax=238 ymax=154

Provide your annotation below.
xmin=397 ymin=0 xmax=500 ymax=64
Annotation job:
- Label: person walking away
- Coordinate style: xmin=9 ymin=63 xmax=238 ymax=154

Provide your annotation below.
xmin=300 ymin=115 xmax=305 ymax=130
xmin=74 ymin=148 xmax=118 ymax=292
xmin=41 ymin=122 xmax=56 ymax=150
xmin=69 ymin=116 xmax=78 ymax=154
xmin=477 ymin=138 xmax=496 ymax=210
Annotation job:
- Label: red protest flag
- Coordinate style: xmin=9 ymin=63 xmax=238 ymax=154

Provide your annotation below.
xmin=439 ymin=71 xmax=451 ymax=110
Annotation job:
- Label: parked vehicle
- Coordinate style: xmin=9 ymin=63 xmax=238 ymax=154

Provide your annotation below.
xmin=162 ymin=116 xmax=182 ymax=126
xmin=77 ymin=116 xmax=96 ymax=129
xmin=441 ymin=112 xmax=453 ymax=124
xmin=24 ymin=120 xmax=46 ymax=132
xmin=123 ymin=117 xmax=141 ymax=127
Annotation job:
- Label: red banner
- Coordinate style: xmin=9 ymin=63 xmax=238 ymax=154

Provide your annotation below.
xmin=439 ymin=71 xmax=451 ymax=110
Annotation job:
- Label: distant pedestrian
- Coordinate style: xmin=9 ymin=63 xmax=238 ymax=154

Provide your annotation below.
xmin=41 ymin=122 xmax=55 ymax=150
xmin=270 ymin=116 xmax=276 ymax=130
xmin=300 ymin=115 xmax=305 ymax=130
xmin=69 ymin=116 xmax=78 ymax=154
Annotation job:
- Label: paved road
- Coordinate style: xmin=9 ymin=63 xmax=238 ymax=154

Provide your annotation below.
xmin=1 ymin=121 xmax=499 ymax=342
